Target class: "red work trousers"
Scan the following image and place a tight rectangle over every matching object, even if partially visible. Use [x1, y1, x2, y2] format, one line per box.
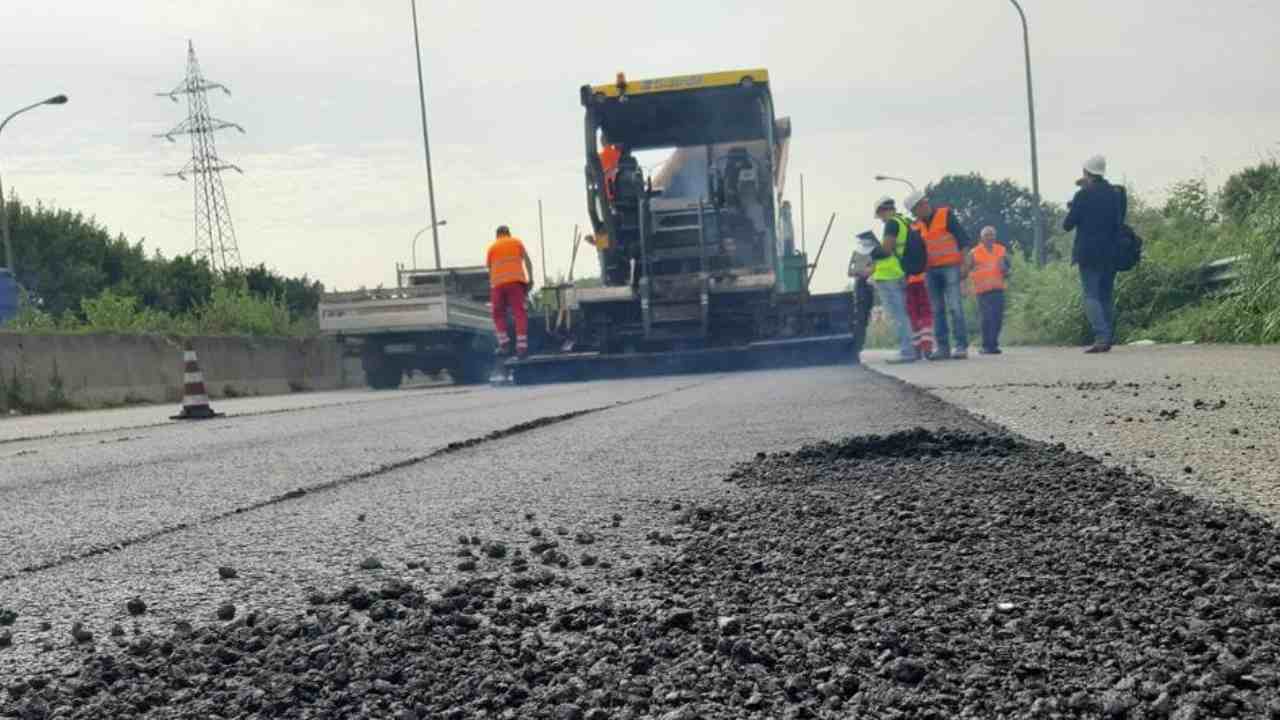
[905, 280, 935, 354]
[491, 282, 529, 353]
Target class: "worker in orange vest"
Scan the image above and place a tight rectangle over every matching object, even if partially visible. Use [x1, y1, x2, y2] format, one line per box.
[599, 140, 623, 201]
[906, 190, 973, 360]
[965, 226, 1012, 355]
[485, 226, 535, 358]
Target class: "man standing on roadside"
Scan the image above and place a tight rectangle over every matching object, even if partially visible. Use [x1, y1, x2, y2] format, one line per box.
[868, 197, 918, 363]
[906, 190, 973, 359]
[965, 226, 1011, 354]
[1064, 155, 1125, 353]
[847, 244, 875, 365]
[486, 226, 535, 358]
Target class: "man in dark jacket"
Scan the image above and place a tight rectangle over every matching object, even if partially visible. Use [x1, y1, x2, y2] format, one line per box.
[1064, 155, 1126, 353]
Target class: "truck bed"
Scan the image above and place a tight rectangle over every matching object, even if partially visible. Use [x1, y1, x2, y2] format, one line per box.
[319, 286, 494, 336]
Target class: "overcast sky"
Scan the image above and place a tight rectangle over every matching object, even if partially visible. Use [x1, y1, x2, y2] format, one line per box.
[3, 1, 1277, 293]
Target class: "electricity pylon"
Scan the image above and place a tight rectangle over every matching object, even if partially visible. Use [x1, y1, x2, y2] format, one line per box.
[156, 41, 245, 273]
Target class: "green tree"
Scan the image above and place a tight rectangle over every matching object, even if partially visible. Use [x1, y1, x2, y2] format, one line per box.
[7, 196, 118, 315]
[230, 263, 324, 318]
[1220, 161, 1280, 225]
[1162, 177, 1219, 224]
[923, 173, 1063, 259]
[158, 254, 218, 314]
[4, 193, 322, 325]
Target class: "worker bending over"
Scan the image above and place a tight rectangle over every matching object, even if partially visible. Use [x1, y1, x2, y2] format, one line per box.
[965, 226, 1011, 355]
[486, 226, 535, 358]
[906, 190, 973, 360]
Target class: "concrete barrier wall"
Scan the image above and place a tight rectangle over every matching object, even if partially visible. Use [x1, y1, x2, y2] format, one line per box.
[0, 333, 364, 411]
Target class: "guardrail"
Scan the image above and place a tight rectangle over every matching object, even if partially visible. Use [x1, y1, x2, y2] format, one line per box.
[1200, 255, 1245, 295]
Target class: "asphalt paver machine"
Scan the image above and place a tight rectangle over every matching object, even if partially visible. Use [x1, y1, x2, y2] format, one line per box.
[508, 69, 856, 383]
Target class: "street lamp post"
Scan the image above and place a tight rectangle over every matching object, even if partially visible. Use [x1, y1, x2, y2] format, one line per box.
[874, 175, 918, 193]
[1009, 0, 1046, 266]
[0, 94, 68, 273]
[410, 0, 443, 270]
[412, 219, 447, 270]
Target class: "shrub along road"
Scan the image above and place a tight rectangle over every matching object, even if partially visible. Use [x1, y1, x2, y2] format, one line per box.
[2, 360, 1279, 718]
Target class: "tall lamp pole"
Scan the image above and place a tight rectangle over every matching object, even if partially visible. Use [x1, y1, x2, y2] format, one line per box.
[412, 220, 447, 270]
[0, 94, 69, 273]
[410, 0, 442, 269]
[874, 174, 918, 193]
[1009, 0, 1046, 266]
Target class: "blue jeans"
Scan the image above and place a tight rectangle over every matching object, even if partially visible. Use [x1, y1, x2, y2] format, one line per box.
[926, 265, 968, 352]
[873, 277, 915, 358]
[1080, 266, 1117, 344]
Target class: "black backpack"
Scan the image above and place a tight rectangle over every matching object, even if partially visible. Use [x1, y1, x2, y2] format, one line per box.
[896, 215, 928, 275]
[1112, 186, 1143, 272]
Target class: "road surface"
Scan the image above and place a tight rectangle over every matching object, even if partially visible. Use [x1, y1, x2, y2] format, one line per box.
[3, 351, 1279, 718]
[872, 343, 1280, 521]
[0, 366, 975, 679]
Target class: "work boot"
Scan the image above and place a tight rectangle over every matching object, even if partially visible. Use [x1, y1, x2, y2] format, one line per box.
[1084, 343, 1112, 354]
[951, 348, 968, 360]
[928, 347, 951, 361]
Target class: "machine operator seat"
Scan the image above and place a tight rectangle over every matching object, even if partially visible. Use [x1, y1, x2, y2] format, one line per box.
[612, 152, 644, 202]
[719, 147, 768, 262]
[722, 148, 759, 206]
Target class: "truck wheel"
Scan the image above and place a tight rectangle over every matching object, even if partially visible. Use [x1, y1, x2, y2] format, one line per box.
[367, 363, 403, 390]
[450, 354, 493, 385]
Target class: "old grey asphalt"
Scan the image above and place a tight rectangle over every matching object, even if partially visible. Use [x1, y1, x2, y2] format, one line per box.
[0, 366, 983, 678]
[872, 344, 1280, 521]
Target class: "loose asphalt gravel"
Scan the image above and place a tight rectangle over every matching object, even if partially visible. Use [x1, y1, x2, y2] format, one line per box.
[3, 354, 1280, 718]
[1, 367, 970, 681]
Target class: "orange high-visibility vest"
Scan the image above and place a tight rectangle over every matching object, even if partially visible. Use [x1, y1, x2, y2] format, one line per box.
[970, 242, 1007, 295]
[487, 235, 528, 289]
[912, 206, 962, 269]
[600, 145, 622, 200]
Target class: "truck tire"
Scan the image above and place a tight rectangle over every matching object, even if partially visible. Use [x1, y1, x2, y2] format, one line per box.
[367, 363, 403, 390]
[450, 353, 493, 385]
[362, 348, 403, 390]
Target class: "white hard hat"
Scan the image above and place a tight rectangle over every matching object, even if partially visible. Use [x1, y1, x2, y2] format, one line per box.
[1083, 155, 1107, 177]
[875, 195, 895, 212]
[904, 190, 926, 212]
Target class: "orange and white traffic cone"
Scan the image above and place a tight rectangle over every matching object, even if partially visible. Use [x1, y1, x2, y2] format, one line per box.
[171, 345, 223, 420]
